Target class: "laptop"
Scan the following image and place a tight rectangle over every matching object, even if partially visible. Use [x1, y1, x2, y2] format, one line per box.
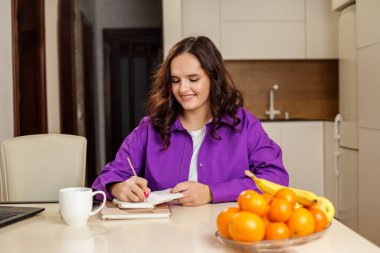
[0, 205, 45, 228]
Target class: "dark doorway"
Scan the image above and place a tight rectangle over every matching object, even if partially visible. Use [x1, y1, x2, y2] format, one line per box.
[58, 0, 77, 134]
[103, 28, 162, 162]
[12, 0, 47, 135]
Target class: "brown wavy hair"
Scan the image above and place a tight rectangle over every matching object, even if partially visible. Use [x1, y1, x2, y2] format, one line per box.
[146, 36, 244, 149]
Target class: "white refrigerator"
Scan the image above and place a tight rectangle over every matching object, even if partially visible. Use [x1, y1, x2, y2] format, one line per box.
[333, 4, 358, 232]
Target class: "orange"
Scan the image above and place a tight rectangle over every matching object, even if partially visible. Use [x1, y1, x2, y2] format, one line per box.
[264, 222, 290, 240]
[261, 193, 274, 205]
[287, 207, 315, 238]
[267, 198, 293, 222]
[228, 211, 265, 242]
[237, 190, 268, 217]
[262, 214, 271, 227]
[274, 188, 297, 209]
[308, 207, 329, 232]
[216, 207, 240, 238]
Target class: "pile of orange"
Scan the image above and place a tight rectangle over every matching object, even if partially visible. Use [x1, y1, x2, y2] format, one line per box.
[216, 188, 329, 242]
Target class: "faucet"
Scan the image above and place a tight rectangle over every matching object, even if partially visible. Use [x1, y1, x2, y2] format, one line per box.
[265, 84, 281, 120]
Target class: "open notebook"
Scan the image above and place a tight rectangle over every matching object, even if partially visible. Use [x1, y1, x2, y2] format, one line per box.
[112, 189, 184, 209]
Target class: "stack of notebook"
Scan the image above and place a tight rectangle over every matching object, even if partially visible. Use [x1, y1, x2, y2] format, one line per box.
[100, 189, 183, 220]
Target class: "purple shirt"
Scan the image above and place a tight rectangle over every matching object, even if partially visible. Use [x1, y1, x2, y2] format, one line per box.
[92, 107, 288, 203]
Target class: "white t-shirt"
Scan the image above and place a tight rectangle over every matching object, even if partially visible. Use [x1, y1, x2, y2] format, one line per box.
[187, 127, 206, 181]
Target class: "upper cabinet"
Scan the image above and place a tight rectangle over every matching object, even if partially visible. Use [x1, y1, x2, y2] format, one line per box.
[357, 0, 380, 48]
[306, 0, 339, 58]
[163, 0, 338, 59]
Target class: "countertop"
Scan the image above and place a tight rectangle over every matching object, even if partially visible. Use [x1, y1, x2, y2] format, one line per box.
[260, 118, 334, 122]
[1, 202, 379, 253]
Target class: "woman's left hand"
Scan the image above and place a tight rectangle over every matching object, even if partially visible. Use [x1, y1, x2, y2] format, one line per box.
[171, 181, 212, 206]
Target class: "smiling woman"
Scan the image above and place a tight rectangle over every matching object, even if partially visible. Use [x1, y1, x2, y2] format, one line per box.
[91, 36, 289, 207]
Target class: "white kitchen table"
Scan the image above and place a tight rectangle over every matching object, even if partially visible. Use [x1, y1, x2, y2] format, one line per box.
[0, 202, 379, 253]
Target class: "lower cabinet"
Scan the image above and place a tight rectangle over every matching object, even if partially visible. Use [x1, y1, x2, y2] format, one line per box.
[261, 121, 326, 196]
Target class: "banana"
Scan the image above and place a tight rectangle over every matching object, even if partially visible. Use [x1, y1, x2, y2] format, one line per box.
[244, 170, 318, 207]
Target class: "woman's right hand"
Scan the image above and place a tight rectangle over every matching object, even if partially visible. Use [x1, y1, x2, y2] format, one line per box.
[109, 176, 151, 202]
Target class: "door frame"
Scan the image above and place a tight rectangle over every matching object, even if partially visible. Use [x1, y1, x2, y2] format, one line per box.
[12, 0, 47, 135]
[58, 0, 77, 134]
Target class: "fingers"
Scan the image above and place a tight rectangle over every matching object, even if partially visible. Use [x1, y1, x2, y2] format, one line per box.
[172, 181, 212, 207]
[111, 176, 150, 202]
[171, 181, 189, 193]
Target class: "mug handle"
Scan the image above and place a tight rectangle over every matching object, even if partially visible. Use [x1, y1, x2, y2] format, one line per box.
[90, 191, 107, 216]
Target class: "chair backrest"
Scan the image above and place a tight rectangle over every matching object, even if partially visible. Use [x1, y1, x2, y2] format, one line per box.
[1, 134, 86, 201]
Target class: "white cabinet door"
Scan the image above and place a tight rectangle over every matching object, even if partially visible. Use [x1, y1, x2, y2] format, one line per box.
[261, 122, 281, 145]
[164, 0, 337, 59]
[357, 0, 380, 48]
[221, 22, 305, 59]
[338, 147, 358, 231]
[220, 0, 304, 21]
[358, 43, 380, 130]
[281, 122, 324, 196]
[358, 128, 380, 245]
[182, 0, 220, 49]
[262, 122, 324, 196]
[163, 0, 182, 55]
[305, 0, 338, 58]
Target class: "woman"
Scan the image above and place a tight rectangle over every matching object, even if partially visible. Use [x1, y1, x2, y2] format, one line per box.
[92, 36, 288, 206]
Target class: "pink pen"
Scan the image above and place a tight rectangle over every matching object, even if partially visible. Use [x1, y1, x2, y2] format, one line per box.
[127, 157, 149, 200]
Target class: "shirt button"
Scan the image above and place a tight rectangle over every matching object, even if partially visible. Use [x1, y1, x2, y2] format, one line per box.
[199, 163, 203, 167]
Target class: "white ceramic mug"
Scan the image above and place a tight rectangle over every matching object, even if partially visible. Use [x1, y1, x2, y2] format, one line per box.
[59, 187, 106, 226]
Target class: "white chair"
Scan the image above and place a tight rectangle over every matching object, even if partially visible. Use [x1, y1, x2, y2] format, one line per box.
[0, 134, 86, 201]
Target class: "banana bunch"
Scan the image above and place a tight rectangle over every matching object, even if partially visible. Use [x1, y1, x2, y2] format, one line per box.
[245, 170, 335, 221]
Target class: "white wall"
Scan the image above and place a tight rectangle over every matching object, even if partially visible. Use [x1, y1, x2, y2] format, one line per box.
[0, 0, 14, 200]
[94, 0, 161, 169]
[45, 0, 61, 133]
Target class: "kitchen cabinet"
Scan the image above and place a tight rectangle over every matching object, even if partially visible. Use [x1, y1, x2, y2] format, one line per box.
[357, 0, 380, 48]
[163, 0, 182, 55]
[356, 0, 380, 246]
[163, 0, 338, 59]
[306, 0, 339, 58]
[221, 21, 305, 59]
[261, 121, 325, 196]
[358, 129, 380, 245]
[358, 41, 380, 129]
[182, 0, 220, 49]
[220, 0, 305, 59]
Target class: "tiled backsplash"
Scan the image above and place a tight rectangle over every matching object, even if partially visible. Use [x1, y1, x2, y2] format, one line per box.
[224, 60, 338, 120]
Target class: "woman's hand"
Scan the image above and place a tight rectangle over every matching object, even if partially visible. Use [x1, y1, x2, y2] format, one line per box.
[171, 181, 212, 207]
[109, 176, 151, 202]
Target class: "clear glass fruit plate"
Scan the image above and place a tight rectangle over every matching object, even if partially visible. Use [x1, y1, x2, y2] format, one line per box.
[215, 223, 331, 252]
